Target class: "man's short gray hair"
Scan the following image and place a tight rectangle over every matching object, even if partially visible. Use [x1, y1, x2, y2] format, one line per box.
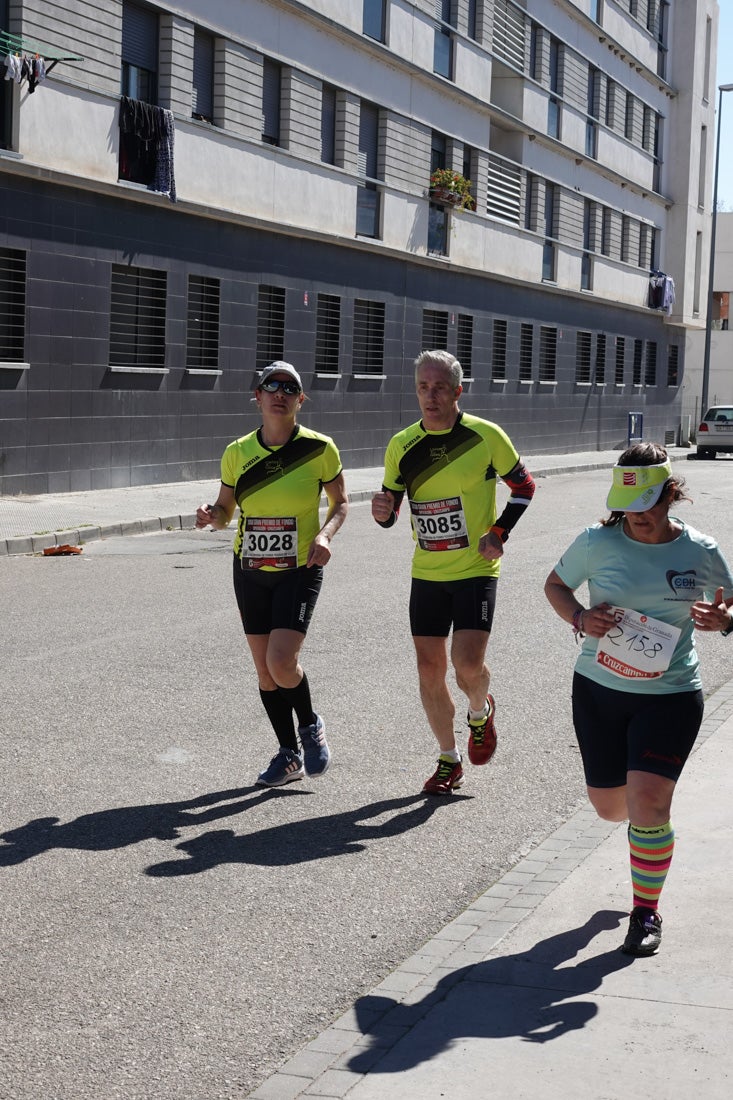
[414, 349, 463, 388]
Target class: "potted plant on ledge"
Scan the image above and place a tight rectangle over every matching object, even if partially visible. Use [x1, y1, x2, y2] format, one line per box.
[428, 169, 475, 211]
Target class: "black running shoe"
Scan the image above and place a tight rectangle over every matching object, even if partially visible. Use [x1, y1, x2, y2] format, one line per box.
[622, 906, 662, 956]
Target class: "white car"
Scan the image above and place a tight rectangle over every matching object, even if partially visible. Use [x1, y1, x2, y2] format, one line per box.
[696, 406, 733, 459]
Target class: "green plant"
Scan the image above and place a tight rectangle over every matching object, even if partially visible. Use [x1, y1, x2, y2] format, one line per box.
[429, 168, 475, 211]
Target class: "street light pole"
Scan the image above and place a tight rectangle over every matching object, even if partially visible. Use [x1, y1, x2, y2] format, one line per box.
[701, 84, 733, 416]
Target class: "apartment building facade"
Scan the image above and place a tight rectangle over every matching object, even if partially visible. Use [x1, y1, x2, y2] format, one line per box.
[0, 0, 719, 493]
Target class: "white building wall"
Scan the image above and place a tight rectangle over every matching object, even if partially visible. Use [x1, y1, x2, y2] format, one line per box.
[1, 0, 719, 326]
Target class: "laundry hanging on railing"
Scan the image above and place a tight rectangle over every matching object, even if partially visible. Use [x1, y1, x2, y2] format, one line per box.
[1, 27, 83, 85]
[118, 96, 177, 203]
[3, 52, 47, 92]
[648, 270, 675, 314]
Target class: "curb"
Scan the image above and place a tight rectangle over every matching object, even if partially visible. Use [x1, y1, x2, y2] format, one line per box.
[0, 454, 692, 557]
[1, 514, 198, 557]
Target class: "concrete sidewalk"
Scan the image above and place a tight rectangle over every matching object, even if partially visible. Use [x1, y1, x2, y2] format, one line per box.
[0, 447, 692, 554]
[250, 681, 733, 1100]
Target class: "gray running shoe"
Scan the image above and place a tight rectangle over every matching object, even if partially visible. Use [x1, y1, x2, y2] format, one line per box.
[256, 748, 305, 787]
[621, 906, 662, 956]
[299, 715, 331, 777]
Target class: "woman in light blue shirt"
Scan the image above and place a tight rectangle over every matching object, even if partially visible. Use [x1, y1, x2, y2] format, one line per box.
[545, 442, 733, 957]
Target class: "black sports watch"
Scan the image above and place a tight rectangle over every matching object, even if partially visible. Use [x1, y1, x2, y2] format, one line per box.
[721, 612, 733, 638]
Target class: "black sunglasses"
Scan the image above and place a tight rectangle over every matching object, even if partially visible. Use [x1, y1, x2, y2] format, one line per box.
[260, 378, 301, 395]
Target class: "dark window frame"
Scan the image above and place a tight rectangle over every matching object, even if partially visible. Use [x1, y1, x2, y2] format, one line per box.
[457, 314, 474, 378]
[539, 326, 557, 382]
[109, 263, 167, 369]
[121, 0, 159, 104]
[422, 309, 449, 350]
[192, 28, 215, 122]
[575, 331, 592, 384]
[262, 58, 282, 146]
[492, 318, 508, 381]
[363, 0, 386, 43]
[186, 274, 220, 370]
[352, 298, 385, 374]
[256, 284, 286, 368]
[0, 246, 27, 361]
[315, 293, 341, 374]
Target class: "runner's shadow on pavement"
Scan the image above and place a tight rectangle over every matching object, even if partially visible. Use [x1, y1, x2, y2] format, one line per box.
[0, 785, 297, 865]
[145, 794, 460, 876]
[348, 910, 635, 1073]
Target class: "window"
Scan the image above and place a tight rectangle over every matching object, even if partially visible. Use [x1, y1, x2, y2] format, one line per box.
[356, 101, 380, 238]
[595, 334, 606, 384]
[624, 92, 634, 142]
[186, 275, 220, 370]
[632, 338, 643, 386]
[352, 299, 385, 374]
[601, 207, 611, 257]
[256, 284, 286, 368]
[667, 344, 679, 387]
[539, 326, 557, 382]
[575, 331, 592, 383]
[431, 130, 447, 173]
[519, 323, 533, 381]
[0, 246, 26, 361]
[363, 0, 386, 43]
[605, 80, 616, 128]
[110, 264, 167, 368]
[428, 205, 448, 255]
[542, 183, 556, 281]
[468, 0, 479, 40]
[457, 314, 473, 379]
[657, 1, 669, 79]
[638, 223, 657, 272]
[698, 126, 707, 208]
[434, 1, 454, 80]
[621, 216, 632, 263]
[463, 145, 476, 191]
[315, 294, 341, 374]
[548, 96, 560, 139]
[615, 337, 625, 385]
[549, 36, 561, 93]
[586, 66, 599, 157]
[422, 309, 449, 349]
[693, 230, 703, 314]
[192, 29, 214, 122]
[645, 341, 657, 386]
[529, 23, 540, 80]
[0, 0, 9, 149]
[321, 84, 337, 165]
[548, 36, 561, 138]
[492, 319, 508, 381]
[121, 1, 158, 104]
[581, 199, 593, 290]
[262, 59, 281, 146]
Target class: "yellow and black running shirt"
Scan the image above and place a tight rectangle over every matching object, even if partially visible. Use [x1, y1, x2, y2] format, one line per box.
[221, 425, 342, 569]
[382, 412, 519, 581]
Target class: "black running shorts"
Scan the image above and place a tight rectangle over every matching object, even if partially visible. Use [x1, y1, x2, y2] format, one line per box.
[232, 556, 323, 636]
[409, 576, 498, 637]
[571, 671, 704, 788]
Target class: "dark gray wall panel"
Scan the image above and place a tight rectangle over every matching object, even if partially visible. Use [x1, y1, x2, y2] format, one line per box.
[0, 174, 682, 494]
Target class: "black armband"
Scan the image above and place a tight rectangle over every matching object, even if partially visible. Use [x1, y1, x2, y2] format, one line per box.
[376, 488, 404, 529]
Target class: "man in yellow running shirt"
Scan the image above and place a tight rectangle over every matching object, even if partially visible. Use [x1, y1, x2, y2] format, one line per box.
[372, 350, 535, 794]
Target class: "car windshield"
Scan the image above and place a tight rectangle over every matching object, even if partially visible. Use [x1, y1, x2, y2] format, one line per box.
[705, 408, 733, 421]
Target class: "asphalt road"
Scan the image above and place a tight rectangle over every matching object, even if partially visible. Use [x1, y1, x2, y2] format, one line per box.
[2, 460, 732, 1099]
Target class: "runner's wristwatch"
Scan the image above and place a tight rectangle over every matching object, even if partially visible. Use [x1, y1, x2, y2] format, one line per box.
[722, 612, 733, 637]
